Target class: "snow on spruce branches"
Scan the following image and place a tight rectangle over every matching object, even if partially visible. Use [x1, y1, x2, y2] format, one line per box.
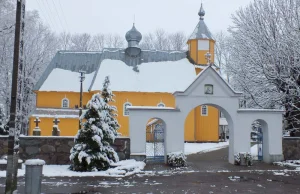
[70, 76, 120, 172]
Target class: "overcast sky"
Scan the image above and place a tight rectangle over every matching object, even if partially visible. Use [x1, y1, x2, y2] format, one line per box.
[26, 0, 252, 36]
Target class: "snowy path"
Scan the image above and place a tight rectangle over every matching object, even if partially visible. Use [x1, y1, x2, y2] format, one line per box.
[184, 141, 229, 155]
[146, 141, 230, 157]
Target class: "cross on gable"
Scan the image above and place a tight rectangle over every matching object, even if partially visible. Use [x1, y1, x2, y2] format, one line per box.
[53, 117, 60, 125]
[34, 117, 40, 127]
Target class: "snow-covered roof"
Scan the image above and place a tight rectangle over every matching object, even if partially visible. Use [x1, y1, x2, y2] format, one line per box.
[34, 49, 188, 92]
[90, 59, 196, 92]
[189, 20, 213, 40]
[30, 108, 79, 118]
[39, 69, 95, 92]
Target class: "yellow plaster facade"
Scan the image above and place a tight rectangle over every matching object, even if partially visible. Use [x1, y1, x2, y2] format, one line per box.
[30, 89, 219, 142]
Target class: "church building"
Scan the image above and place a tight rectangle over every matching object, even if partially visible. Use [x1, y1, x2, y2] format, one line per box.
[29, 3, 223, 142]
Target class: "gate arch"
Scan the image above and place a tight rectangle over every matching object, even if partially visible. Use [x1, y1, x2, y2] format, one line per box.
[146, 118, 166, 162]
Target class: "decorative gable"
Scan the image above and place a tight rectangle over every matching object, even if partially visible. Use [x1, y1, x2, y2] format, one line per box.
[173, 66, 242, 98]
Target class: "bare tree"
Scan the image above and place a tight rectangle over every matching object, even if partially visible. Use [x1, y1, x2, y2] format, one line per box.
[105, 34, 124, 48]
[154, 28, 170, 50]
[91, 33, 105, 50]
[169, 31, 187, 51]
[140, 28, 186, 51]
[59, 31, 72, 50]
[227, 0, 300, 131]
[139, 33, 155, 50]
[214, 31, 232, 82]
[70, 33, 92, 51]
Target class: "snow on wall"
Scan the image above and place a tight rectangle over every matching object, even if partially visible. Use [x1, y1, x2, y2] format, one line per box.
[90, 59, 196, 93]
[39, 69, 95, 92]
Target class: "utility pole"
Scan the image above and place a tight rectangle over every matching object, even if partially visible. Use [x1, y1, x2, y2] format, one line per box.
[5, 0, 26, 193]
[79, 71, 86, 129]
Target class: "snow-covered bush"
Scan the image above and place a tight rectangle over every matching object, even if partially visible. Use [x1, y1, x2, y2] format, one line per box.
[167, 152, 186, 167]
[245, 152, 253, 166]
[69, 76, 120, 172]
[234, 152, 252, 166]
[234, 153, 241, 165]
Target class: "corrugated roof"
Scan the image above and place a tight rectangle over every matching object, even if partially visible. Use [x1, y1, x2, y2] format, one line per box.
[34, 49, 187, 91]
[189, 20, 213, 40]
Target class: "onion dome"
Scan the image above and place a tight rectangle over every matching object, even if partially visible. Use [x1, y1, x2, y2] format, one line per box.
[125, 23, 142, 43]
[198, 3, 205, 20]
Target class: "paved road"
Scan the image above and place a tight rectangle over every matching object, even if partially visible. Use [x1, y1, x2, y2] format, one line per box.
[0, 148, 299, 194]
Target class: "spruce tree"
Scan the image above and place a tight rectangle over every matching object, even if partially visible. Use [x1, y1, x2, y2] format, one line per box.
[70, 76, 120, 171]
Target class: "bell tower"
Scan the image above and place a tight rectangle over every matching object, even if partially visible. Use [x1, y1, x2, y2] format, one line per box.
[187, 3, 215, 72]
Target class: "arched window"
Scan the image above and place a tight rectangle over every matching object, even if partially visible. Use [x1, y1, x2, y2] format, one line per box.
[201, 105, 208, 116]
[157, 102, 165, 107]
[123, 102, 132, 116]
[62, 98, 69, 108]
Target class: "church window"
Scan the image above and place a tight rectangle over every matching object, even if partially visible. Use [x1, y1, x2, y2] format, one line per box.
[201, 105, 208, 116]
[157, 102, 165, 107]
[198, 40, 209, 50]
[123, 102, 132, 116]
[62, 98, 69, 108]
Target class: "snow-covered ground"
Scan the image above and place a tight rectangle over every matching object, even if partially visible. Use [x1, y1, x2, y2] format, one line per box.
[184, 141, 229, 155]
[251, 144, 258, 160]
[274, 160, 300, 170]
[146, 141, 229, 157]
[0, 159, 145, 178]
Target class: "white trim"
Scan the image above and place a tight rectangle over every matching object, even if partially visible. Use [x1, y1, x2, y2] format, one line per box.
[201, 105, 208, 116]
[157, 102, 165, 107]
[123, 102, 132, 116]
[61, 98, 69, 108]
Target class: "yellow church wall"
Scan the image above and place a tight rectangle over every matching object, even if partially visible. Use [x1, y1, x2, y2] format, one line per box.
[188, 39, 215, 65]
[195, 106, 219, 142]
[184, 109, 195, 141]
[188, 40, 197, 64]
[195, 68, 203, 75]
[29, 117, 79, 136]
[31, 91, 197, 138]
[36, 91, 93, 109]
[209, 40, 215, 63]
[112, 91, 178, 137]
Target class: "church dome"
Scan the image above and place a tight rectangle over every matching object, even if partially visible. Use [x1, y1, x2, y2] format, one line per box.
[198, 3, 205, 20]
[125, 24, 142, 43]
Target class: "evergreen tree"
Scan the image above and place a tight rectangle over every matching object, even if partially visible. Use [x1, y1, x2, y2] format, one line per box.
[69, 76, 120, 172]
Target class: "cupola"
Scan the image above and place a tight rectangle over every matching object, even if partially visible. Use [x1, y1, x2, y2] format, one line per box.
[125, 23, 142, 57]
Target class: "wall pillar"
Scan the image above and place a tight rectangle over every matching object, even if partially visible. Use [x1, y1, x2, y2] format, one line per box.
[129, 114, 146, 161]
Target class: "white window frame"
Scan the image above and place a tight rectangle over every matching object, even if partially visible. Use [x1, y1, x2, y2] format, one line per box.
[123, 102, 132, 116]
[157, 102, 165, 107]
[198, 40, 209, 50]
[201, 105, 208, 116]
[61, 98, 69, 108]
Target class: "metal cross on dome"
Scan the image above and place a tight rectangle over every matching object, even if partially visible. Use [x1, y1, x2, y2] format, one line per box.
[205, 52, 212, 66]
[53, 117, 60, 125]
[34, 117, 41, 128]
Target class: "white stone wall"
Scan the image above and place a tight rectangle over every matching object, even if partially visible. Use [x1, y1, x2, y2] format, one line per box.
[128, 66, 284, 164]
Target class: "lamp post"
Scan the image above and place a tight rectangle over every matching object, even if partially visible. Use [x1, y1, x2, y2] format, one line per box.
[79, 71, 86, 129]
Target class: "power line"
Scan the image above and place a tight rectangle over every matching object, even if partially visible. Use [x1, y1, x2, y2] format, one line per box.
[57, 0, 70, 32]
[50, 0, 68, 33]
[35, 0, 56, 29]
[40, 0, 60, 31]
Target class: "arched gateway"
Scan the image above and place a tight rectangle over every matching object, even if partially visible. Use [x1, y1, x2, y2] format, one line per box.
[128, 66, 284, 164]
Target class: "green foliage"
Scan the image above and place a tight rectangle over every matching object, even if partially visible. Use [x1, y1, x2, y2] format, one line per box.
[69, 76, 120, 172]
